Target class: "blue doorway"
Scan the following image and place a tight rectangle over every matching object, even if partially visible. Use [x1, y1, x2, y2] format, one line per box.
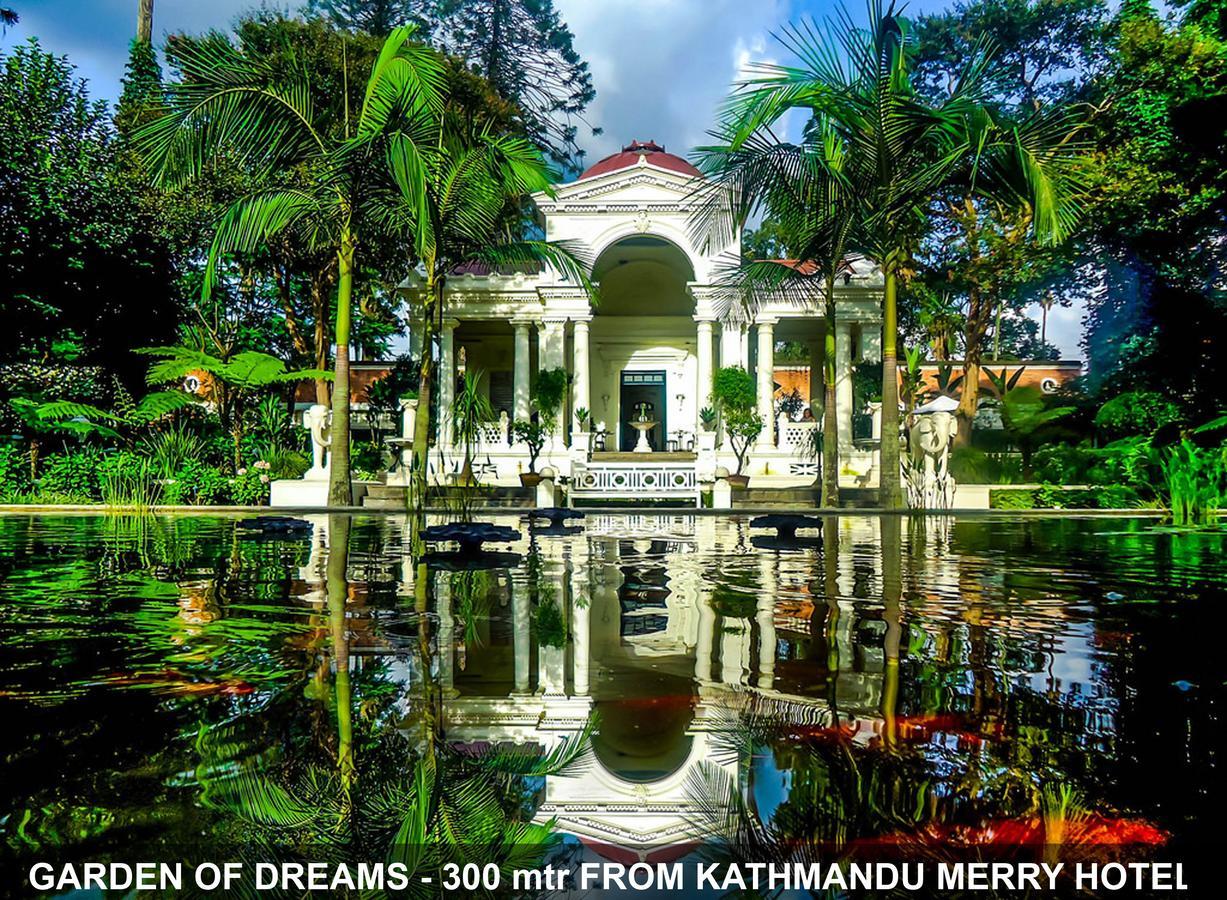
[619, 370, 666, 451]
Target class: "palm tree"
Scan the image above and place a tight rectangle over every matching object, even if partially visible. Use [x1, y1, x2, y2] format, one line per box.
[385, 115, 591, 515]
[137, 25, 446, 506]
[137, 0, 153, 44]
[694, 117, 859, 507]
[712, 0, 1083, 508]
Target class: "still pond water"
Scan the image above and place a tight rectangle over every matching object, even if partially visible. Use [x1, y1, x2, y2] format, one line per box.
[0, 512, 1223, 896]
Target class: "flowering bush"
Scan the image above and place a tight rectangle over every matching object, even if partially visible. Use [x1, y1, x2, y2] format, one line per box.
[231, 467, 272, 505]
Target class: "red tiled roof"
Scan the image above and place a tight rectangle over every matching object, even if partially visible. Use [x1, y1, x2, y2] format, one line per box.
[578, 139, 702, 180]
[767, 259, 820, 275]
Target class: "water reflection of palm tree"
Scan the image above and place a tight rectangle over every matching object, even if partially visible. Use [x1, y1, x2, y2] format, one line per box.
[687, 698, 934, 874]
[196, 514, 591, 885]
[881, 516, 903, 750]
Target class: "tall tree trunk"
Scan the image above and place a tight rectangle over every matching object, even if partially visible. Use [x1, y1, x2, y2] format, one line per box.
[880, 515, 902, 750]
[821, 276, 839, 507]
[326, 514, 355, 797]
[954, 199, 983, 448]
[410, 277, 442, 527]
[328, 231, 355, 507]
[136, 0, 153, 44]
[879, 267, 903, 509]
[312, 269, 332, 407]
[957, 283, 990, 447]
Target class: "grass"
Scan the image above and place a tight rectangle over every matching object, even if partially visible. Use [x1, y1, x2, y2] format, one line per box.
[1160, 440, 1226, 527]
[100, 459, 162, 511]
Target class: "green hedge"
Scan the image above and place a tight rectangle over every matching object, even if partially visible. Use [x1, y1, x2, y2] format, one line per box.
[989, 484, 1144, 510]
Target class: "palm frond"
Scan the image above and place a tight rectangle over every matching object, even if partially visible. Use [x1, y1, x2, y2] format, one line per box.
[359, 24, 446, 138]
[131, 390, 198, 423]
[204, 189, 333, 300]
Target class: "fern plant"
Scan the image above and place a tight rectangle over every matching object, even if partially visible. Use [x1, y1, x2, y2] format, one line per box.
[138, 346, 330, 471]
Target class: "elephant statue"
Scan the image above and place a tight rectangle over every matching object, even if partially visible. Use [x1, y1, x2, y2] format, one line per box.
[907, 409, 958, 508]
[305, 403, 332, 478]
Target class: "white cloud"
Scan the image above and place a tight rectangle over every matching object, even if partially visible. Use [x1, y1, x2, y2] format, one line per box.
[556, 0, 791, 166]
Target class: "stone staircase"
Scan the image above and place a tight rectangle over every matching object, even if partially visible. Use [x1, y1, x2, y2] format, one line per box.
[728, 486, 882, 509]
[361, 484, 535, 510]
[731, 486, 821, 509]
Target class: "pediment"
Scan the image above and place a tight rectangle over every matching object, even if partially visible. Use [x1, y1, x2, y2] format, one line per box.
[538, 163, 701, 209]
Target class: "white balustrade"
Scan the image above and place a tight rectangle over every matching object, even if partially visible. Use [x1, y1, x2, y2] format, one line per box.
[571, 462, 700, 502]
[778, 419, 819, 452]
[475, 412, 511, 451]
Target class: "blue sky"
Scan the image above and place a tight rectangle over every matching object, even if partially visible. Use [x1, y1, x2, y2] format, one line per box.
[1, 0, 1082, 356]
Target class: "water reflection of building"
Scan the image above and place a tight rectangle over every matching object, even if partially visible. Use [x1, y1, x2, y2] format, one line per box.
[434, 515, 903, 853]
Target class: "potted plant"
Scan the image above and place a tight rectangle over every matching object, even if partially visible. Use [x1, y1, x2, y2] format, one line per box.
[712, 366, 760, 488]
[511, 418, 548, 486]
[451, 370, 493, 486]
[572, 405, 592, 452]
[533, 366, 570, 447]
[724, 407, 764, 488]
[698, 405, 719, 453]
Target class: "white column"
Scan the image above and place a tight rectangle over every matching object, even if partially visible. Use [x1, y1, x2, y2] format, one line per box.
[539, 317, 566, 369]
[720, 322, 746, 370]
[720, 620, 748, 685]
[512, 320, 532, 422]
[436, 574, 457, 697]
[695, 594, 715, 684]
[572, 317, 591, 429]
[756, 318, 776, 447]
[538, 317, 567, 450]
[439, 318, 458, 449]
[835, 320, 854, 457]
[756, 596, 776, 691]
[408, 315, 423, 361]
[571, 564, 590, 696]
[512, 577, 530, 694]
[695, 317, 714, 429]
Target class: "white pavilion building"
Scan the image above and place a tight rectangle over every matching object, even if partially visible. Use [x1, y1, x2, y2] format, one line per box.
[405, 139, 885, 501]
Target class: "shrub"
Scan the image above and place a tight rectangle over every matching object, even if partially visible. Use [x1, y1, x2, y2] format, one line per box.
[532, 368, 570, 432]
[140, 424, 206, 479]
[231, 466, 271, 506]
[1157, 439, 1226, 527]
[712, 366, 761, 475]
[39, 449, 104, 501]
[1094, 390, 1182, 439]
[352, 441, 385, 473]
[1095, 484, 1142, 509]
[511, 419, 548, 472]
[990, 484, 1143, 510]
[532, 600, 566, 649]
[712, 366, 756, 411]
[1086, 437, 1154, 489]
[263, 448, 309, 480]
[164, 459, 229, 505]
[0, 444, 32, 500]
[951, 446, 1024, 484]
[1032, 443, 1093, 484]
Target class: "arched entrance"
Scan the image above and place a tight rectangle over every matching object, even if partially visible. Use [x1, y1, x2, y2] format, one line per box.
[589, 235, 700, 452]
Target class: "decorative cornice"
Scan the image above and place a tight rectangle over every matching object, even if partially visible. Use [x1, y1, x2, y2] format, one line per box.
[539, 171, 701, 205]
